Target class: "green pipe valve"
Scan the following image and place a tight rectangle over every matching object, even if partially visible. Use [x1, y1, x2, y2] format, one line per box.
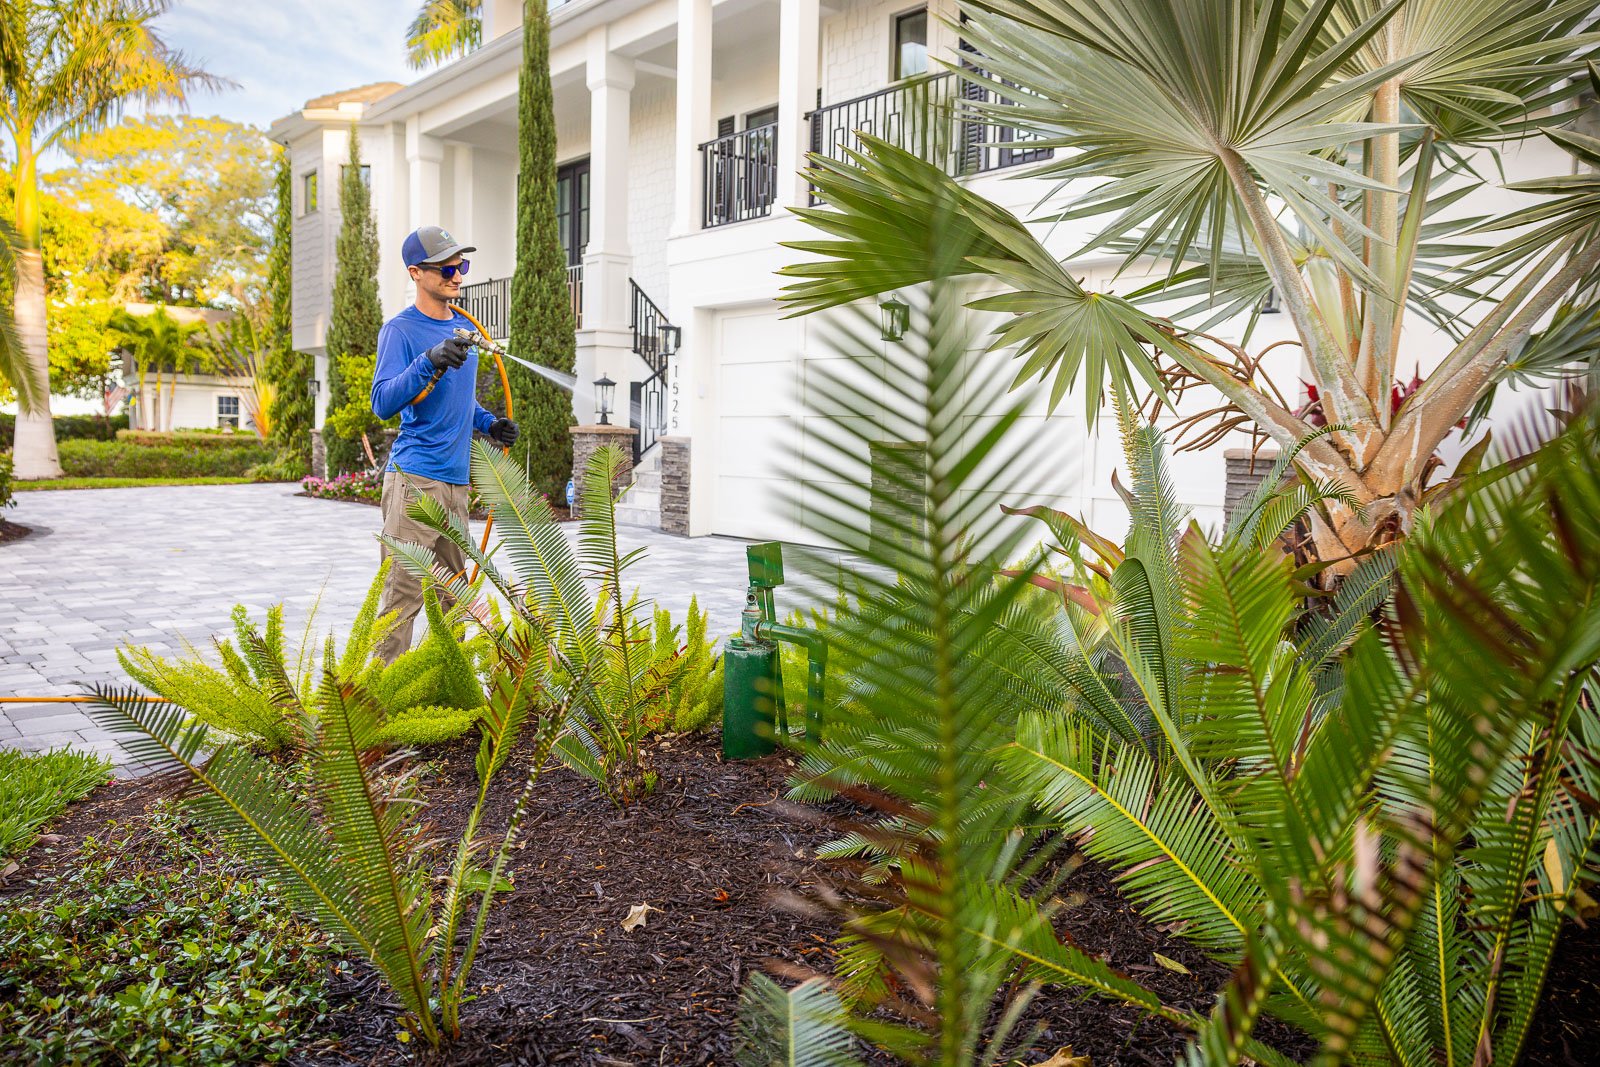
[721, 542, 829, 759]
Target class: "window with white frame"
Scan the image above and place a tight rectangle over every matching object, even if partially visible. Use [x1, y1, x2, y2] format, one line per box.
[893, 7, 929, 81]
[301, 171, 318, 214]
[217, 394, 240, 429]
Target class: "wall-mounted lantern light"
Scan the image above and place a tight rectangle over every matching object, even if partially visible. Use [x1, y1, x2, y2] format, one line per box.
[1259, 287, 1281, 314]
[660, 324, 682, 359]
[308, 378, 320, 396]
[879, 296, 910, 342]
[595, 374, 616, 425]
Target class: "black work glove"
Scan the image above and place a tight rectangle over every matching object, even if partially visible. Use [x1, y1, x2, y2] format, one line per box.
[488, 418, 519, 447]
[424, 334, 471, 370]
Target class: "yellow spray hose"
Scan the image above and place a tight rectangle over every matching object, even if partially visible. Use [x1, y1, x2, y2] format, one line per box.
[439, 304, 510, 585]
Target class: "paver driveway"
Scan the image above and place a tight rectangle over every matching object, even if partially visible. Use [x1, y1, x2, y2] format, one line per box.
[0, 483, 798, 774]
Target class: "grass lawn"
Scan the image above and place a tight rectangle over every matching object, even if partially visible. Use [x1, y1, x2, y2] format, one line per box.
[14, 476, 280, 491]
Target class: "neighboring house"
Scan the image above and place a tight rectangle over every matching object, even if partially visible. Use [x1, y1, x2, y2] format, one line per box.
[268, 0, 1570, 542]
[116, 303, 254, 433]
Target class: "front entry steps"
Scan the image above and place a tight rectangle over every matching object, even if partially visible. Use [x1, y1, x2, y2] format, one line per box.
[614, 446, 662, 528]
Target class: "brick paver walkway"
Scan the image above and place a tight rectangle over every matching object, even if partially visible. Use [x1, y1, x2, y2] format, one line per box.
[0, 483, 818, 775]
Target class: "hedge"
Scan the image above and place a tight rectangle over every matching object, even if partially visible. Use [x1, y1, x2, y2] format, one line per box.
[0, 452, 14, 510]
[115, 430, 267, 449]
[0, 413, 128, 449]
[57, 439, 275, 479]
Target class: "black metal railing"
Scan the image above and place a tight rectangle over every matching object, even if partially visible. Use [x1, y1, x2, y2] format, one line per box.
[700, 122, 778, 228]
[456, 266, 583, 337]
[806, 71, 1053, 196]
[455, 276, 510, 340]
[629, 279, 676, 459]
[567, 263, 583, 329]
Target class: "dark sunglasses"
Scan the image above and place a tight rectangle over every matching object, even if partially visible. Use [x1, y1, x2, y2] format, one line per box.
[417, 259, 470, 281]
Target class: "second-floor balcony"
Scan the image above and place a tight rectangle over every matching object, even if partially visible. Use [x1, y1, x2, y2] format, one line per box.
[696, 73, 1054, 228]
[456, 263, 584, 342]
[808, 71, 1053, 190]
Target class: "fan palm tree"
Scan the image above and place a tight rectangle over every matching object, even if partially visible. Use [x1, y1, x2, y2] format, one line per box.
[779, 0, 1600, 571]
[738, 198, 1600, 1062]
[106, 305, 210, 432]
[405, 0, 483, 70]
[0, 0, 227, 477]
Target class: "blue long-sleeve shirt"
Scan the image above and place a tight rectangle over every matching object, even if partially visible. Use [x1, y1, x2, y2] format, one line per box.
[370, 305, 496, 485]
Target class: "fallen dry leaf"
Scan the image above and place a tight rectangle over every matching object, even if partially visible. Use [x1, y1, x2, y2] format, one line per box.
[621, 903, 658, 932]
[1032, 1046, 1091, 1067]
[1153, 952, 1191, 975]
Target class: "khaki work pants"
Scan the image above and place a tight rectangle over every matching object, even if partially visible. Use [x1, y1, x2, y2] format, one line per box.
[376, 471, 469, 663]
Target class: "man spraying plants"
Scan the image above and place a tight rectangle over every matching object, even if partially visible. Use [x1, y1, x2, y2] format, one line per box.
[370, 225, 518, 662]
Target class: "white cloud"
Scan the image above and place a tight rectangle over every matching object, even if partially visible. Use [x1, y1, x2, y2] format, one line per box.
[151, 0, 422, 132]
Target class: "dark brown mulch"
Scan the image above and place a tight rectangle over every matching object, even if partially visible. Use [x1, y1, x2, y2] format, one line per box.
[1523, 917, 1600, 1066]
[0, 517, 32, 545]
[7, 735, 1592, 1065]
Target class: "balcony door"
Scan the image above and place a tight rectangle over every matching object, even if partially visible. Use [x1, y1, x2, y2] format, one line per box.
[555, 158, 590, 266]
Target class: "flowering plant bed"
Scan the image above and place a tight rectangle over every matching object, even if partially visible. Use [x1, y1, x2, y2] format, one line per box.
[300, 470, 571, 521]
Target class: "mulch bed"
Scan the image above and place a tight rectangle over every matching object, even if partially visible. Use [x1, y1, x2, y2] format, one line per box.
[0, 517, 32, 545]
[4, 734, 1594, 1064]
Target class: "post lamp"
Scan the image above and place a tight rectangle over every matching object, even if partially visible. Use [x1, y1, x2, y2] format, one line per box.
[879, 296, 909, 342]
[594, 374, 616, 425]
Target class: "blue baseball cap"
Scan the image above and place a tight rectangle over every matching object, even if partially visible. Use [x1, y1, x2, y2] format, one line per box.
[402, 225, 476, 267]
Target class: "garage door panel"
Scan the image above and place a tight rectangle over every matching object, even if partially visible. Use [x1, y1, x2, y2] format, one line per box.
[720, 361, 799, 418]
[719, 310, 802, 365]
[801, 354, 888, 418]
[800, 414, 874, 487]
[714, 475, 804, 542]
[716, 414, 798, 478]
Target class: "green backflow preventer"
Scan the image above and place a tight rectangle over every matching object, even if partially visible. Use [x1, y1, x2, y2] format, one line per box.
[722, 542, 828, 759]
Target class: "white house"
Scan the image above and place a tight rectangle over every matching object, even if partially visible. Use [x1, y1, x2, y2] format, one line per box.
[268, 0, 1574, 544]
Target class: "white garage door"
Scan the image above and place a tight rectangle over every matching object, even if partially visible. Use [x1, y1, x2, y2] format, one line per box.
[709, 307, 889, 543]
[711, 308, 804, 541]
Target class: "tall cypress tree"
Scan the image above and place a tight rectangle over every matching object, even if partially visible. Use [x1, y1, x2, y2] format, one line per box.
[323, 125, 381, 475]
[508, 0, 577, 498]
[264, 151, 312, 468]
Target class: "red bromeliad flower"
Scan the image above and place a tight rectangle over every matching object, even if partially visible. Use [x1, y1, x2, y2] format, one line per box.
[1296, 368, 1465, 431]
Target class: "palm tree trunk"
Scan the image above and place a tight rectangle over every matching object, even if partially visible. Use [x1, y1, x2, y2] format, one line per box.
[11, 248, 63, 479]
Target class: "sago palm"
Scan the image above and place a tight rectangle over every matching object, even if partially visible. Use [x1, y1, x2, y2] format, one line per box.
[999, 412, 1600, 1064]
[780, 0, 1600, 571]
[0, 0, 227, 476]
[384, 441, 681, 805]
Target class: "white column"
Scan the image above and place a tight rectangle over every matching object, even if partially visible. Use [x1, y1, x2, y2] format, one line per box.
[584, 31, 635, 334]
[449, 144, 475, 242]
[672, 0, 713, 234]
[405, 118, 444, 229]
[776, 0, 820, 210]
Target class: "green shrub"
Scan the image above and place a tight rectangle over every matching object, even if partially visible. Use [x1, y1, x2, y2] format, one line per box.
[115, 429, 268, 448]
[246, 450, 309, 483]
[119, 562, 485, 752]
[0, 412, 127, 449]
[0, 451, 13, 510]
[0, 806, 340, 1065]
[0, 749, 112, 860]
[647, 596, 726, 733]
[58, 439, 274, 478]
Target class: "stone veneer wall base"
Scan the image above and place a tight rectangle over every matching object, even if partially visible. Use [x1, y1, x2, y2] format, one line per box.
[568, 425, 639, 518]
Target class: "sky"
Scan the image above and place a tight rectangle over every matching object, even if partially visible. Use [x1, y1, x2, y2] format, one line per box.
[150, 0, 422, 133]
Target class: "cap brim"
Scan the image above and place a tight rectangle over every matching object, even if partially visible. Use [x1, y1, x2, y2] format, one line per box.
[422, 243, 477, 263]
